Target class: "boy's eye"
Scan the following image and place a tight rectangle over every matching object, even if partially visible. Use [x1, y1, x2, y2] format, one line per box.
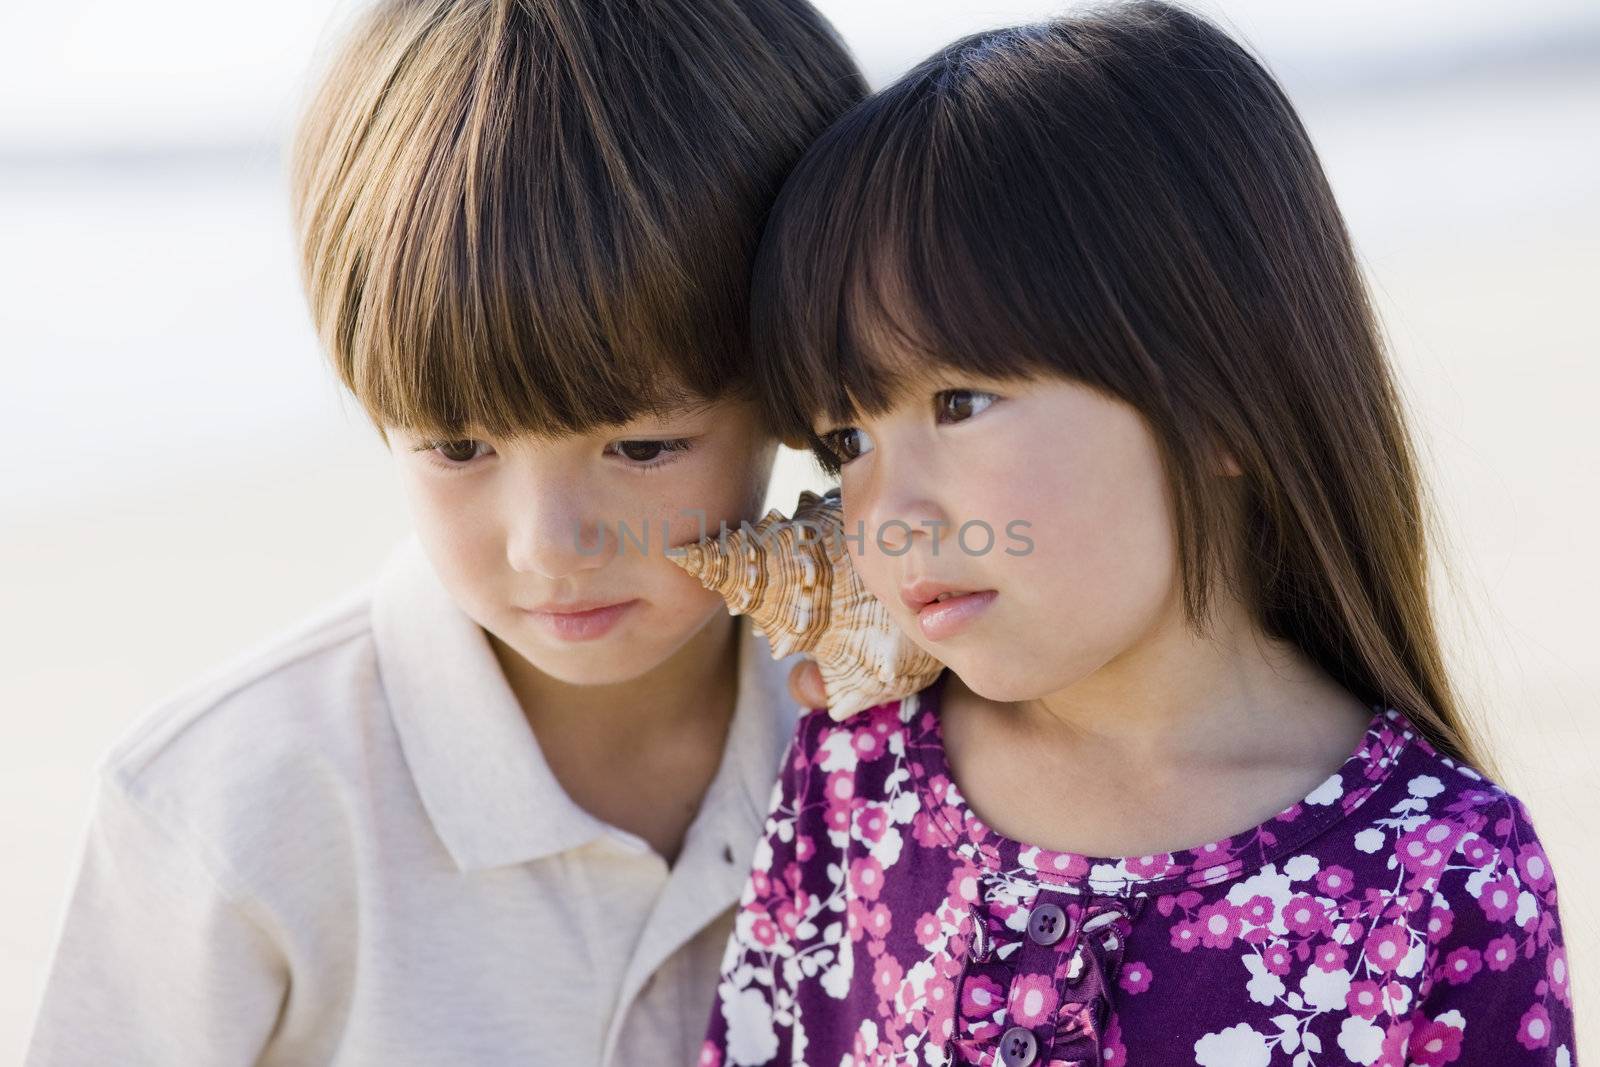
[937, 389, 998, 423]
[609, 438, 694, 469]
[414, 438, 489, 466]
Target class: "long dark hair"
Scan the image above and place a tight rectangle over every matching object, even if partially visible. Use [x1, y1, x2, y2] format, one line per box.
[749, 0, 1490, 771]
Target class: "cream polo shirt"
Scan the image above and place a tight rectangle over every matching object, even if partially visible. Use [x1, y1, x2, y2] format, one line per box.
[25, 533, 804, 1067]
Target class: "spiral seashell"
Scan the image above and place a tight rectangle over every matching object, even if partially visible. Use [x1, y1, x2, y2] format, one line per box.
[669, 487, 945, 720]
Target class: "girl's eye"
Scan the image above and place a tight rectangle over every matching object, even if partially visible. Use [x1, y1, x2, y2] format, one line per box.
[821, 389, 998, 469]
[609, 438, 694, 470]
[821, 427, 873, 466]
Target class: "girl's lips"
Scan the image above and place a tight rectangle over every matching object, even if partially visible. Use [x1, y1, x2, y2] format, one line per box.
[916, 590, 997, 641]
[525, 599, 639, 641]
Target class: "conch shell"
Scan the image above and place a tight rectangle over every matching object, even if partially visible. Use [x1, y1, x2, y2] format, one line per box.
[669, 487, 944, 720]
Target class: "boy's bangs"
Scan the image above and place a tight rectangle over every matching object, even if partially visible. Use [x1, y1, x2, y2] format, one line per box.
[294, 0, 871, 447]
[344, 227, 733, 443]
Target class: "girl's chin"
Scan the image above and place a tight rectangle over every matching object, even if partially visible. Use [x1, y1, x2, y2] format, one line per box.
[942, 659, 1053, 706]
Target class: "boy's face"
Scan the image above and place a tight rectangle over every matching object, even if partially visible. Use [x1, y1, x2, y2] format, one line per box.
[386, 396, 777, 687]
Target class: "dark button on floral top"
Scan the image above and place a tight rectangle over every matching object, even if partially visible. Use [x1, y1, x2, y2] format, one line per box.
[700, 668, 1575, 1066]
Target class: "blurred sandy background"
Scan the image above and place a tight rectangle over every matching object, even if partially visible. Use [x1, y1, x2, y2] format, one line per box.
[3, 0, 1597, 1058]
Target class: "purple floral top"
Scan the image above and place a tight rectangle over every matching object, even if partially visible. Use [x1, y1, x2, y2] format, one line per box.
[700, 668, 1575, 1067]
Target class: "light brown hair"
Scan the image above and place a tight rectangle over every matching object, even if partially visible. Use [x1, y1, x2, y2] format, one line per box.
[749, 0, 1491, 770]
[289, 0, 866, 444]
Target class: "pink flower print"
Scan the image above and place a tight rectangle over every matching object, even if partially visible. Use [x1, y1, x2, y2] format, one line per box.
[853, 804, 889, 844]
[1009, 973, 1059, 1027]
[750, 869, 771, 898]
[850, 857, 886, 901]
[1364, 923, 1410, 974]
[1193, 839, 1235, 863]
[1170, 919, 1202, 953]
[1410, 1014, 1464, 1065]
[698, 1040, 722, 1067]
[872, 954, 904, 1008]
[1239, 895, 1274, 926]
[911, 810, 952, 849]
[865, 902, 892, 940]
[1517, 1003, 1554, 1050]
[1424, 904, 1453, 943]
[914, 911, 944, 948]
[1438, 946, 1482, 986]
[924, 975, 957, 1040]
[1124, 853, 1175, 879]
[1457, 833, 1496, 868]
[824, 801, 854, 835]
[1517, 843, 1554, 891]
[947, 864, 983, 905]
[1347, 979, 1383, 1019]
[1196, 901, 1241, 949]
[1479, 874, 1519, 922]
[1312, 941, 1349, 972]
[1484, 933, 1517, 972]
[1395, 819, 1460, 877]
[782, 861, 804, 891]
[1316, 864, 1355, 897]
[1376, 1017, 1414, 1067]
[1118, 961, 1152, 994]
[794, 835, 816, 862]
[851, 897, 883, 943]
[1263, 943, 1293, 976]
[1548, 945, 1571, 1006]
[927, 773, 952, 803]
[960, 974, 1004, 1020]
[1283, 894, 1328, 937]
[1101, 1014, 1127, 1067]
[851, 723, 888, 762]
[851, 1021, 892, 1062]
[774, 893, 810, 938]
[749, 910, 780, 949]
[1031, 848, 1091, 881]
[824, 771, 855, 806]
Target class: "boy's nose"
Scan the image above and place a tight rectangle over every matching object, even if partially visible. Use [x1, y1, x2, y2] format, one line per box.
[506, 505, 615, 578]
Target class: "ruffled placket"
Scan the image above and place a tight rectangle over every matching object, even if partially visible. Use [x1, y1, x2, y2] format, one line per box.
[954, 886, 1143, 1067]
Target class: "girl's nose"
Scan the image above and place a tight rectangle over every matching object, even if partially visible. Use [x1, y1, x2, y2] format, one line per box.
[861, 485, 950, 560]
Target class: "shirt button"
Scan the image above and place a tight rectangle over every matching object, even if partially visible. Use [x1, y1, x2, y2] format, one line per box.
[1028, 902, 1068, 946]
[999, 1025, 1039, 1067]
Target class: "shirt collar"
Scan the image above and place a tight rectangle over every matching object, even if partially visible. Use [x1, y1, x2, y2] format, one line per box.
[370, 532, 801, 872]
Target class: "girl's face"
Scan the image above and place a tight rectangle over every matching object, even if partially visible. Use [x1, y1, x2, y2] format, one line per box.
[818, 372, 1183, 703]
[387, 397, 777, 687]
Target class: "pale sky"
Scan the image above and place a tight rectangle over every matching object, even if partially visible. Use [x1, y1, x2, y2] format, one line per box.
[1, 0, 1597, 152]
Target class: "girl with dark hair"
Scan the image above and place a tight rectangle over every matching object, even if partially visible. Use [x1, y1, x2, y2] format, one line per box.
[702, 3, 1576, 1064]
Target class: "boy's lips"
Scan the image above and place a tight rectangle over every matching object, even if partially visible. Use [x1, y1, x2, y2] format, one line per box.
[524, 597, 636, 614]
[521, 599, 640, 641]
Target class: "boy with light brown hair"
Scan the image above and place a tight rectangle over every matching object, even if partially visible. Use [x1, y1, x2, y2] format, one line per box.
[24, 1, 864, 1063]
